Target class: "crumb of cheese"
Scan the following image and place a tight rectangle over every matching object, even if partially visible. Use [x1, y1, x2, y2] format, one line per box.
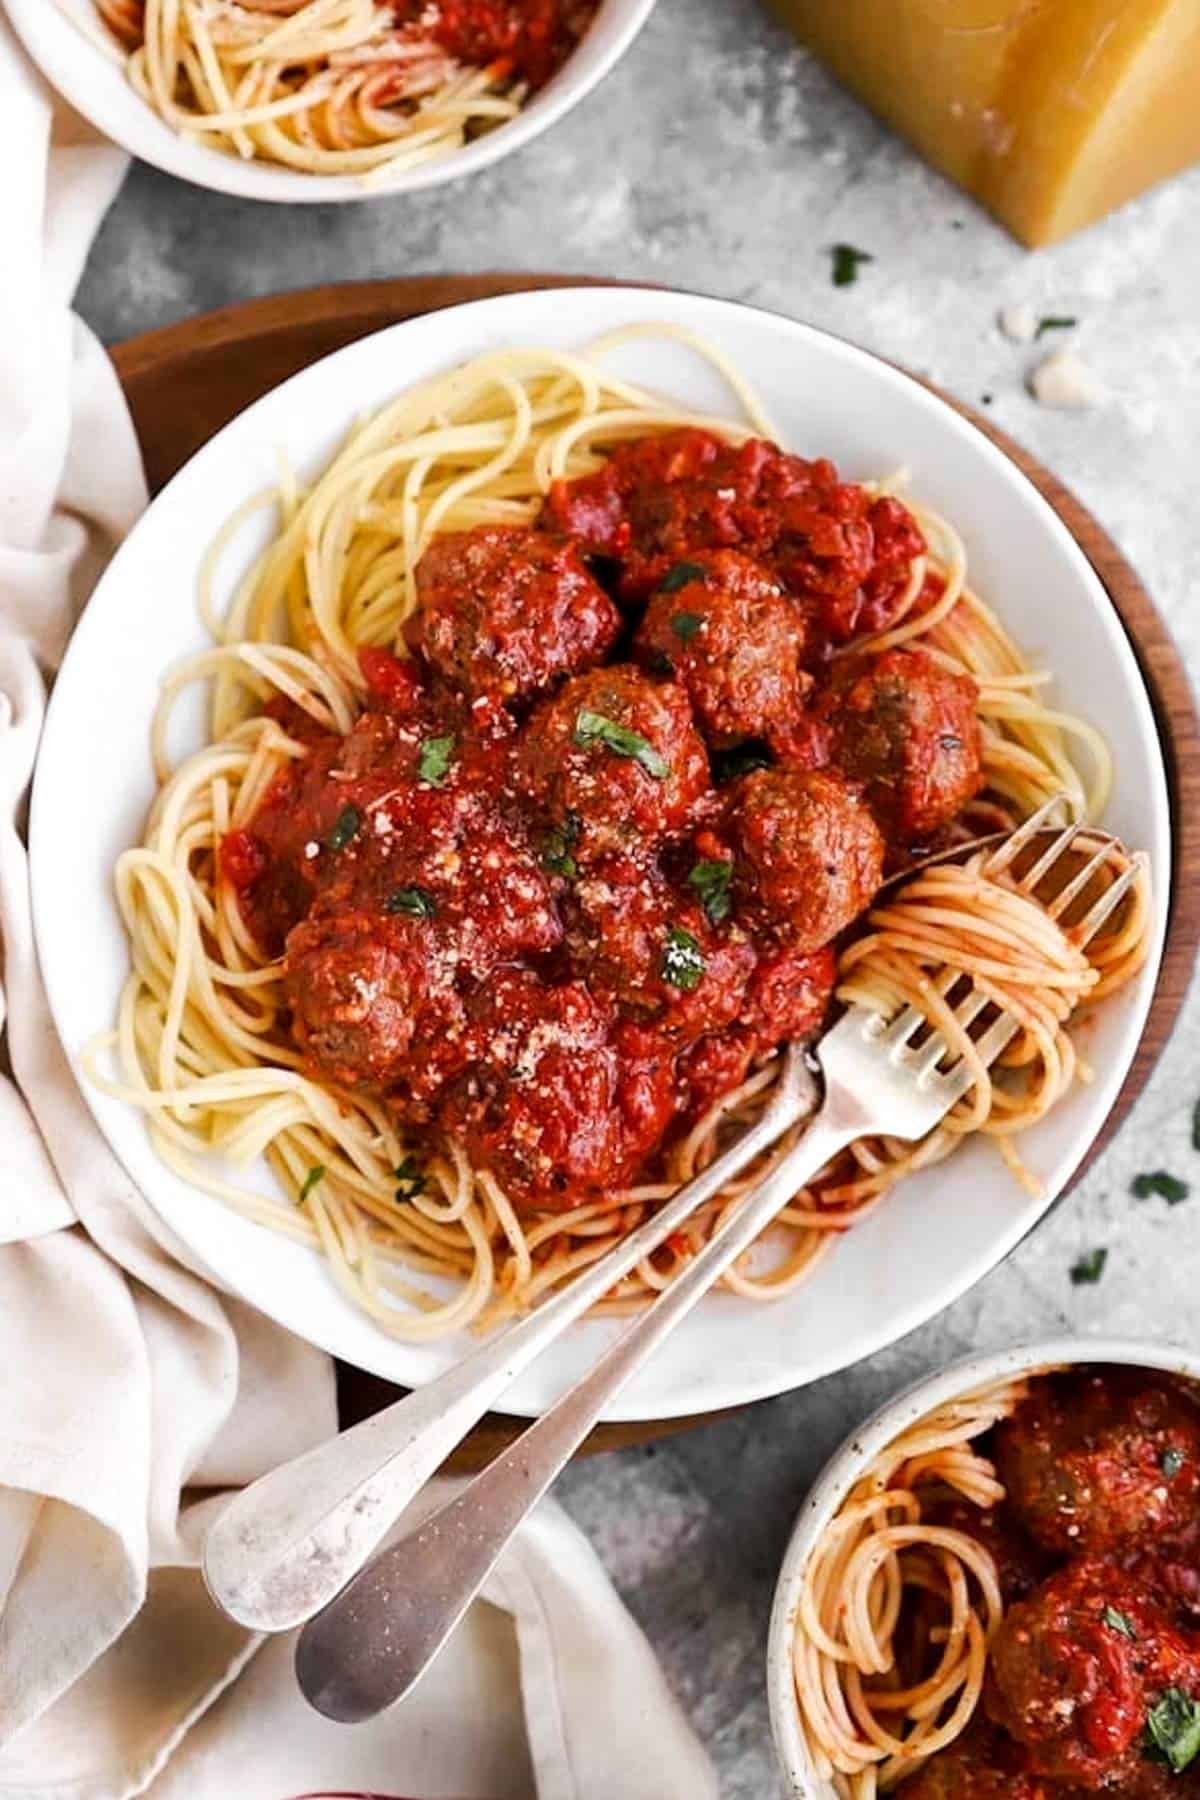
[1029, 348, 1102, 410]
[998, 302, 1037, 343]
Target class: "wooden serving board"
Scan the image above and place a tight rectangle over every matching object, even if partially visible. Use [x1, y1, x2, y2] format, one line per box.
[110, 274, 1200, 1465]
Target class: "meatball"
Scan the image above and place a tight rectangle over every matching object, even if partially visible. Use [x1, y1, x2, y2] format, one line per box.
[813, 646, 982, 845]
[566, 853, 756, 1043]
[995, 1370, 1200, 1557]
[676, 945, 834, 1121]
[284, 909, 466, 1099]
[438, 969, 674, 1211]
[633, 549, 814, 752]
[743, 942, 836, 1046]
[516, 666, 709, 862]
[721, 767, 884, 951]
[539, 426, 926, 638]
[409, 525, 620, 704]
[986, 1558, 1200, 1788]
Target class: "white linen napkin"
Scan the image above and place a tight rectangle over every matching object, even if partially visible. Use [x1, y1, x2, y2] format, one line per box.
[0, 16, 718, 1799]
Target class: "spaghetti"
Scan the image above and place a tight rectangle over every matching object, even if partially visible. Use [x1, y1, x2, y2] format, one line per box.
[89, 326, 1151, 1341]
[793, 1375, 1028, 1797]
[88, 0, 596, 182]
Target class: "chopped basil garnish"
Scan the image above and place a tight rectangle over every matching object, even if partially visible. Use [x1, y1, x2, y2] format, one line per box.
[711, 742, 772, 784]
[662, 925, 705, 992]
[831, 243, 873, 287]
[1036, 314, 1078, 338]
[1145, 1688, 1200, 1772]
[418, 733, 456, 786]
[1162, 1447, 1186, 1480]
[574, 709, 669, 780]
[1104, 1606, 1136, 1640]
[298, 1164, 325, 1204]
[541, 812, 581, 880]
[384, 886, 437, 918]
[688, 858, 733, 924]
[394, 1155, 426, 1202]
[659, 560, 706, 593]
[1070, 1247, 1107, 1285]
[646, 648, 676, 677]
[326, 804, 362, 851]
[670, 611, 704, 642]
[1132, 1170, 1190, 1204]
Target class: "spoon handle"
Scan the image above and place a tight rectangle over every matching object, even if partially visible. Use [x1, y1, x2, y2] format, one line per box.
[294, 1105, 855, 1722]
[203, 1046, 815, 1632]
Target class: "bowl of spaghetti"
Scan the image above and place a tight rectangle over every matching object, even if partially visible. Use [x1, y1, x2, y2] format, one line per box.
[768, 1340, 1200, 1798]
[6, 0, 654, 201]
[29, 286, 1169, 1418]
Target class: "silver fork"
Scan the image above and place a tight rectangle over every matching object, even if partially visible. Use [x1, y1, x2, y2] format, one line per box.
[283, 801, 1144, 1722]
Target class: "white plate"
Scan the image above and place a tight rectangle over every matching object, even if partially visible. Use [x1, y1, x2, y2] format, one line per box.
[29, 287, 1170, 1420]
[6, 0, 655, 203]
[766, 1337, 1200, 1797]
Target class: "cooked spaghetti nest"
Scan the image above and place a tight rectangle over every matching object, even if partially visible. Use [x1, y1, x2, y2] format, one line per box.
[86, 0, 543, 182]
[792, 1375, 1038, 1798]
[88, 325, 1149, 1343]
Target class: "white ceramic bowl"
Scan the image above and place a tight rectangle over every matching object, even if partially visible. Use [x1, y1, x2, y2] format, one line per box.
[29, 285, 1170, 1419]
[6, 0, 656, 203]
[767, 1337, 1200, 1798]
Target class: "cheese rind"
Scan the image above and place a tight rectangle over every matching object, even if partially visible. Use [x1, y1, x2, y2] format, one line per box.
[770, 0, 1200, 246]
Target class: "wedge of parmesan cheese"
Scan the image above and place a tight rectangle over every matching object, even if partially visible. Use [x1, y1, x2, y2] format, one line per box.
[770, 0, 1200, 246]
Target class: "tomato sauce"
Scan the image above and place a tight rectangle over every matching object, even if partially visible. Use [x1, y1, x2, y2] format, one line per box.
[398, 0, 598, 89]
[221, 431, 978, 1212]
[905, 1370, 1200, 1798]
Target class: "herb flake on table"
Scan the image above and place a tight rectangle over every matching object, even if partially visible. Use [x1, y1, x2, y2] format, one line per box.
[831, 243, 873, 287]
[1131, 1170, 1190, 1204]
[1191, 1096, 1200, 1151]
[1070, 1247, 1107, 1285]
[1035, 314, 1078, 338]
[574, 709, 668, 779]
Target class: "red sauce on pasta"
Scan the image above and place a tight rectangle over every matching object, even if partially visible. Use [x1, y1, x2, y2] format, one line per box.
[222, 429, 982, 1213]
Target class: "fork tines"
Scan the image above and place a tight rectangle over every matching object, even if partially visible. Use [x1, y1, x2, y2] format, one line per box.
[880, 795, 1145, 1091]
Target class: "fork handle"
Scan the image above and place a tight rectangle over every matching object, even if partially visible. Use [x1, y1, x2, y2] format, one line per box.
[203, 1046, 816, 1633]
[294, 1104, 858, 1722]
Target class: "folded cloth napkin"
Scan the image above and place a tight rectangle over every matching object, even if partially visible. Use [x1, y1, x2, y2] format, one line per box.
[0, 17, 718, 1799]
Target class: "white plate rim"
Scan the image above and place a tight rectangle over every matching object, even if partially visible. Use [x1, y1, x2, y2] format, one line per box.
[5, 0, 657, 203]
[29, 284, 1172, 1419]
[765, 1335, 1200, 1798]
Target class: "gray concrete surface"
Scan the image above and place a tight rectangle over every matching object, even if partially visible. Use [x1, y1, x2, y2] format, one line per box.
[77, 1, 1200, 1792]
